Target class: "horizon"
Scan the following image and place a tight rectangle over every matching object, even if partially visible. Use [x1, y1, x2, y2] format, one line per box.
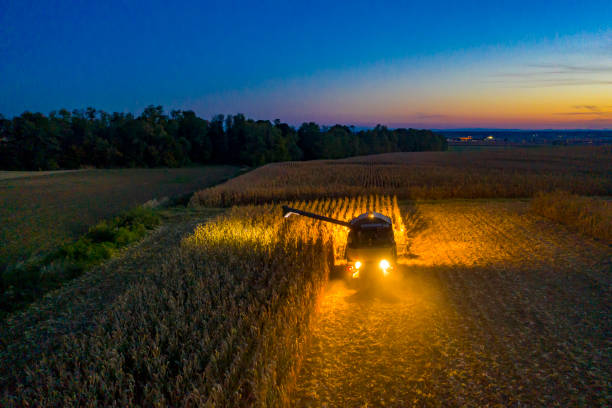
[3, 106, 612, 132]
[1, 0, 612, 129]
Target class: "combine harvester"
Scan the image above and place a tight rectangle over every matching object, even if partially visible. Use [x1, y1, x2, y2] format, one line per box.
[282, 205, 397, 280]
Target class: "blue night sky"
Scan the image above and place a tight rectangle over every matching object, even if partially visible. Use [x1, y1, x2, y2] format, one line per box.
[1, 0, 612, 128]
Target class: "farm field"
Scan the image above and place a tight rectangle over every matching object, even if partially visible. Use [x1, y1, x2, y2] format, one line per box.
[0, 166, 240, 267]
[293, 200, 611, 406]
[2, 148, 611, 406]
[2, 193, 610, 406]
[191, 146, 612, 206]
[1, 200, 339, 406]
[0, 169, 85, 181]
[0, 208, 222, 373]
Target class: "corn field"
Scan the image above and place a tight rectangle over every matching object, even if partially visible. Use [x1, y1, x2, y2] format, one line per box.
[1, 195, 404, 407]
[190, 147, 612, 207]
[531, 191, 612, 244]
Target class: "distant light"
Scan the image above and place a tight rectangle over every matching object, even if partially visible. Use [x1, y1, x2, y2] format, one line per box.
[355, 261, 362, 269]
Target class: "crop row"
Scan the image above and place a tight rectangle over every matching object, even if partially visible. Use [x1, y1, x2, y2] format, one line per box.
[530, 191, 612, 243]
[190, 147, 612, 207]
[3, 195, 403, 407]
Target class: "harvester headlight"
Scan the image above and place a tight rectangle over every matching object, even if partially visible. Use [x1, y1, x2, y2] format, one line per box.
[355, 261, 362, 269]
[379, 259, 390, 276]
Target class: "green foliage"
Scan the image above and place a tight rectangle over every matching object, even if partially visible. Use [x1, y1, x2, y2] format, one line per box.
[297, 122, 446, 160]
[0, 106, 446, 170]
[0, 207, 161, 317]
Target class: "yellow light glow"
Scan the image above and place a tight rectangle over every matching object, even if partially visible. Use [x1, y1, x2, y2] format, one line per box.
[352, 270, 360, 279]
[355, 261, 362, 269]
[379, 259, 390, 270]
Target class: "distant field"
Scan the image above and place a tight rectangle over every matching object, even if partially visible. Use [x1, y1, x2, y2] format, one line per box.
[0, 166, 240, 266]
[191, 146, 612, 206]
[0, 170, 85, 180]
[447, 144, 536, 151]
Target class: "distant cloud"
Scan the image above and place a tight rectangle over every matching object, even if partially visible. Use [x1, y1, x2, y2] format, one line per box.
[488, 60, 612, 88]
[572, 105, 600, 111]
[528, 63, 612, 74]
[556, 112, 612, 116]
[492, 64, 612, 78]
[556, 105, 612, 116]
[415, 113, 448, 120]
[485, 78, 612, 87]
[515, 80, 612, 88]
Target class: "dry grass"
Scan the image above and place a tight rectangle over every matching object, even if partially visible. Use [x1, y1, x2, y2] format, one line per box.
[531, 191, 612, 244]
[190, 146, 612, 207]
[0, 166, 240, 267]
[2, 195, 404, 406]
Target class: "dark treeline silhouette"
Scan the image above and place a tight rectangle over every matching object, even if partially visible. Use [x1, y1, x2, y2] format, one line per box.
[0, 106, 447, 170]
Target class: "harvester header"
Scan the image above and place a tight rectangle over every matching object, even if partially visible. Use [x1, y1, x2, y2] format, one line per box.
[282, 204, 397, 279]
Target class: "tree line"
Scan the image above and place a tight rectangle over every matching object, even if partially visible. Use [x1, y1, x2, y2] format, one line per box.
[0, 105, 447, 170]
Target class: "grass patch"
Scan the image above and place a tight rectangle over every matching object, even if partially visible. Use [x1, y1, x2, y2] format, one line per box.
[531, 191, 612, 244]
[0, 207, 161, 318]
[0, 165, 241, 266]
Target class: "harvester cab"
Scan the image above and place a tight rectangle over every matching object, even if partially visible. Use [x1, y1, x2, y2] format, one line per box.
[282, 205, 397, 279]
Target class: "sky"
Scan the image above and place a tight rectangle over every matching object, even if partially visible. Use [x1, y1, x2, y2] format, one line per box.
[1, 0, 612, 129]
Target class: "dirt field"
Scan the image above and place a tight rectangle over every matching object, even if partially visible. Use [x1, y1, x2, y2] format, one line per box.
[0, 166, 240, 266]
[293, 200, 611, 406]
[0, 170, 85, 180]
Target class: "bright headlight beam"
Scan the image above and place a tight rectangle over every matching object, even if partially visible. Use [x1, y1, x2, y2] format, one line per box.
[355, 261, 362, 269]
[379, 259, 390, 270]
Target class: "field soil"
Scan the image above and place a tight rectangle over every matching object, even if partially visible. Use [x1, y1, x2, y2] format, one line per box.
[293, 200, 611, 406]
[0, 169, 85, 180]
[0, 166, 240, 266]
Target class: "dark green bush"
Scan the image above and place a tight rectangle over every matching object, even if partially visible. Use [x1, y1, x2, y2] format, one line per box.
[86, 221, 117, 243]
[118, 206, 161, 230]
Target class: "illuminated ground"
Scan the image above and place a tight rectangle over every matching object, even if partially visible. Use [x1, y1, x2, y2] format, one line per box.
[293, 200, 611, 406]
